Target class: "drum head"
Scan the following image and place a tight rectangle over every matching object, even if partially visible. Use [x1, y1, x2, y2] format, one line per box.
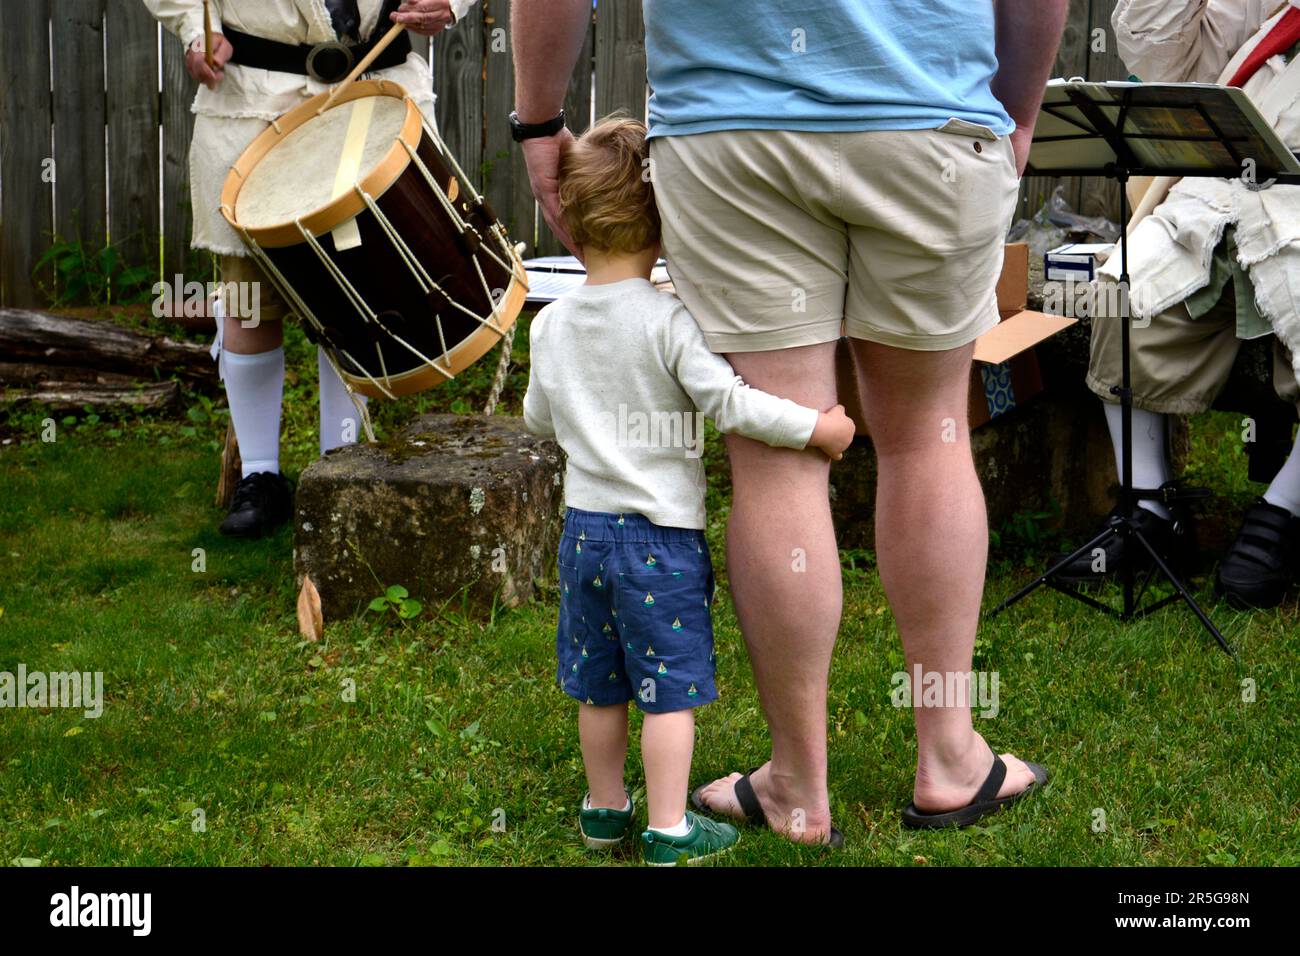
[235, 94, 409, 229]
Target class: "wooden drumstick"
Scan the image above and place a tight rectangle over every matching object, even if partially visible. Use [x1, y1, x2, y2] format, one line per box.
[202, 0, 215, 69]
[318, 22, 407, 114]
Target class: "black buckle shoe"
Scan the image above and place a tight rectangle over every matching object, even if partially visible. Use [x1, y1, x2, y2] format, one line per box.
[1055, 481, 1195, 586]
[219, 471, 294, 539]
[1215, 498, 1300, 609]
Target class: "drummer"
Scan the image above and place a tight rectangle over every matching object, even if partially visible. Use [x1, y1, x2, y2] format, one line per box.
[143, 0, 479, 538]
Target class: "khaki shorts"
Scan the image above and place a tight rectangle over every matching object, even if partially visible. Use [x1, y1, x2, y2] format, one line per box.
[1086, 282, 1300, 414]
[650, 124, 1021, 353]
[219, 254, 292, 325]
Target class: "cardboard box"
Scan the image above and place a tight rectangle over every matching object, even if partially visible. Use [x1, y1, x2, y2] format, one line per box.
[837, 243, 1077, 434]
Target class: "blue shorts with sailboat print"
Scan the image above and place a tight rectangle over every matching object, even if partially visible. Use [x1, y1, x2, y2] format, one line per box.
[556, 507, 718, 713]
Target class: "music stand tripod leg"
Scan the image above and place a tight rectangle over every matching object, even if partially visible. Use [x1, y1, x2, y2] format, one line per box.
[1129, 527, 1237, 656]
[987, 523, 1120, 617]
[988, 158, 1232, 656]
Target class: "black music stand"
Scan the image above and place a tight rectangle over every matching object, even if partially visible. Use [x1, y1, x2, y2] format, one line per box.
[988, 81, 1300, 657]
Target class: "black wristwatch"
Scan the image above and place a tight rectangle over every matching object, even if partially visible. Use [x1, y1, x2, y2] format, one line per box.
[509, 110, 566, 143]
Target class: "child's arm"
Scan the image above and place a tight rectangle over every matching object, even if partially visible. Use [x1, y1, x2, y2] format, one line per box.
[664, 305, 855, 460]
[523, 378, 555, 438]
[522, 317, 556, 438]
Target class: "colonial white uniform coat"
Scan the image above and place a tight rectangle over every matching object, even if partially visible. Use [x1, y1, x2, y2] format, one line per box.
[1101, 1, 1300, 378]
[142, 0, 477, 254]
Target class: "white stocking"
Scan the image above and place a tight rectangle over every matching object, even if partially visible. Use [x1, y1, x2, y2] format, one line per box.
[1104, 401, 1172, 518]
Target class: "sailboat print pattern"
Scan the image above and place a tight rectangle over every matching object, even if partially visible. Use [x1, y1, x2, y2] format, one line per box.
[554, 509, 718, 712]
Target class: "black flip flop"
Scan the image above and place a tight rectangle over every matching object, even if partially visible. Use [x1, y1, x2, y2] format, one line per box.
[691, 767, 845, 848]
[901, 752, 1048, 829]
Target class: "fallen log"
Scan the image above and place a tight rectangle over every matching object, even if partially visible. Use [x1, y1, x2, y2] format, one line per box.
[0, 307, 213, 384]
[2, 381, 179, 413]
[0, 361, 140, 387]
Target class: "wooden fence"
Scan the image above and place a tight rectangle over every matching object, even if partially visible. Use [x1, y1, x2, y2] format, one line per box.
[0, 0, 1122, 309]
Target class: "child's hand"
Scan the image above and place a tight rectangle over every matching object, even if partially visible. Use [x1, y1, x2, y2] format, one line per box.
[810, 405, 855, 461]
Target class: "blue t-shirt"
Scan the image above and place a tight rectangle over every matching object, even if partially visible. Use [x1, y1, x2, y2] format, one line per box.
[643, 0, 1014, 138]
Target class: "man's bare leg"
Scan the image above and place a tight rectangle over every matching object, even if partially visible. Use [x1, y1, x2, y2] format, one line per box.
[692, 341, 840, 844]
[222, 313, 283, 354]
[851, 338, 1036, 811]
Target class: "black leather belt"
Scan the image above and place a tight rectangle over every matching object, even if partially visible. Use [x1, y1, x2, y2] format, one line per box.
[223, 25, 412, 84]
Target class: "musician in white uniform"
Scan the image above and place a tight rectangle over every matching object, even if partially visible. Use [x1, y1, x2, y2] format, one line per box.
[143, 0, 479, 537]
[1062, 0, 1300, 607]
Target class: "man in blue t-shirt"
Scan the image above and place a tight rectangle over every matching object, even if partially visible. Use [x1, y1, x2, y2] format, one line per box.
[511, 0, 1067, 841]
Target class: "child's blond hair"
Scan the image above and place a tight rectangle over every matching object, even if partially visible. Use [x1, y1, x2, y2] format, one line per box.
[558, 115, 661, 255]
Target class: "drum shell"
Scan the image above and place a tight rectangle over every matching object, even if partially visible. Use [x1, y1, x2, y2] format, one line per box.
[257, 129, 518, 397]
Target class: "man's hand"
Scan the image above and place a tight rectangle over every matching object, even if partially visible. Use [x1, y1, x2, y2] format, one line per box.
[1009, 122, 1034, 178]
[522, 128, 582, 259]
[390, 0, 457, 37]
[810, 405, 856, 462]
[512, 1, 592, 255]
[186, 33, 233, 89]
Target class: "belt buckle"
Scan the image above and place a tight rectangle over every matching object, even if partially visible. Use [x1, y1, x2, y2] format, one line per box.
[306, 40, 355, 84]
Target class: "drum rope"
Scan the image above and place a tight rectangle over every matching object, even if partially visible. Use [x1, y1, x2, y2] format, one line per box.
[297, 222, 378, 320]
[414, 112, 524, 285]
[471, 257, 509, 334]
[295, 219, 453, 384]
[398, 139, 519, 280]
[400, 140, 473, 233]
[321, 348, 377, 443]
[419, 109, 486, 206]
[482, 323, 516, 418]
[233, 220, 400, 399]
[357, 189, 434, 292]
[435, 315, 453, 371]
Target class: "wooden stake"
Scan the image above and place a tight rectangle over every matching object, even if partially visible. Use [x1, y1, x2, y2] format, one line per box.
[216, 421, 241, 509]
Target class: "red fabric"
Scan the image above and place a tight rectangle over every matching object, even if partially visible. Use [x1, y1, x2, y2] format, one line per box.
[1227, 7, 1300, 88]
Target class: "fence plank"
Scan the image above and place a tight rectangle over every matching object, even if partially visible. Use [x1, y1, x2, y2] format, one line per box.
[595, 0, 646, 121]
[161, 27, 199, 280]
[565, 13, 596, 138]
[51, 0, 108, 255]
[1080, 0, 1126, 221]
[0, 1, 53, 307]
[433, 10, 484, 186]
[482, 0, 536, 254]
[106, 1, 161, 277]
[535, 10, 595, 258]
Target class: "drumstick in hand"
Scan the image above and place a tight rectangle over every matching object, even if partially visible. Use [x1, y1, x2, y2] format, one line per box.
[202, 0, 215, 69]
[319, 22, 407, 114]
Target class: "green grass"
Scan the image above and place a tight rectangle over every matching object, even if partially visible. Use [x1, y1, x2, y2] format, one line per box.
[1, 353, 1297, 865]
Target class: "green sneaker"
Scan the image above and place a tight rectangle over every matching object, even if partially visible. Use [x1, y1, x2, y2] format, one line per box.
[641, 812, 739, 866]
[579, 792, 635, 849]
